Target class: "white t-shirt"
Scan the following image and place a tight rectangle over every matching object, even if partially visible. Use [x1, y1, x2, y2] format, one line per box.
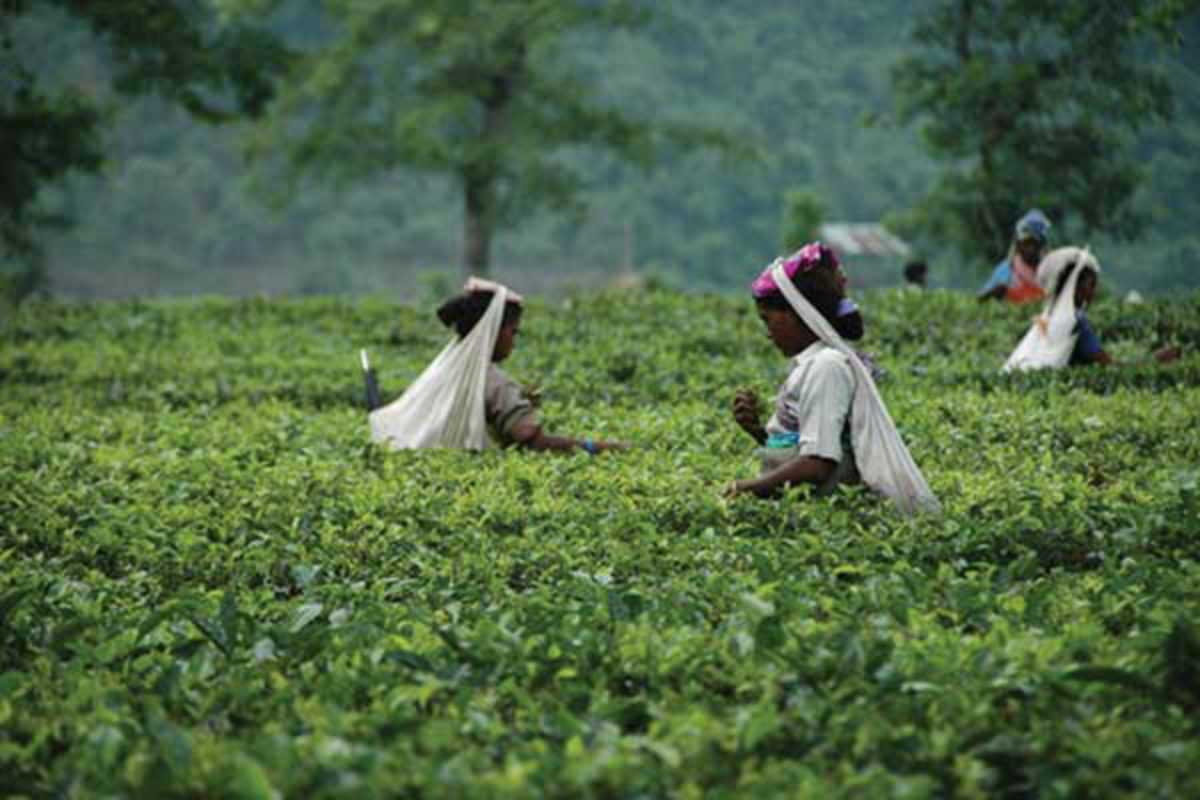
[760, 342, 859, 494]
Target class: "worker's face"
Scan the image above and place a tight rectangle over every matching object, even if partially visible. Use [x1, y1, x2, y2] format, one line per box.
[1075, 269, 1097, 307]
[757, 302, 815, 357]
[493, 320, 519, 362]
[1016, 237, 1045, 265]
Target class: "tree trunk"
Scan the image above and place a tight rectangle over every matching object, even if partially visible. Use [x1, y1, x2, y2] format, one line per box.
[955, 0, 974, 61]
[460, 68, 518, 278]
[463, 175, 492, 277]
[955, 0, 1006, 257]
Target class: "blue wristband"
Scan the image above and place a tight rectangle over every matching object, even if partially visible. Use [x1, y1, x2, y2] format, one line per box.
[583, 438, 597, 455]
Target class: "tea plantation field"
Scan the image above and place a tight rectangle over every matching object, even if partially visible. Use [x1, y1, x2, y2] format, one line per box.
[2, 289, 1199, 798]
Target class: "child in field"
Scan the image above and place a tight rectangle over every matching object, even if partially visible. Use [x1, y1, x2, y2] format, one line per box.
[367, 277, 627, 452]
[727, 246, 940, 514]
[1003, 248, 1181, 371]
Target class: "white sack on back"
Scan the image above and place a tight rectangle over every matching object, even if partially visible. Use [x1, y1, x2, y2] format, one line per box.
[1002, 246, 1099, 373]
[769, 260, 941, 515]
[368, 282, 509, 450]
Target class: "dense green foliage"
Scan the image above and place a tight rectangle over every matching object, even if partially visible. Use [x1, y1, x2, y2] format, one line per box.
[0, 0, 285, 296]
[3, 289, 1199, 796]
[223, 0, 733, 275]
[890, 0, 1197, 259]
[19, 1, 1200, 298]
[779, 189, 826, 254]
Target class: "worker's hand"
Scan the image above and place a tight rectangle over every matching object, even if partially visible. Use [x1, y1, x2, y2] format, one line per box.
[733, 388, 765, 441]
[523, 382, 543, 408]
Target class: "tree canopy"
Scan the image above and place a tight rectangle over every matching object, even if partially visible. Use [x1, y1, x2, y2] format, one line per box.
[15, 1, 1200, 297]
[890, 0, 1200, 260]
[0, 0, 284, 296]
[227, 0, 736, 276]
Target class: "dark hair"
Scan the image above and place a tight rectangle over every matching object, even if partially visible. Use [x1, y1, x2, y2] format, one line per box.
[1052, 261, 1097, 300]
[903, 260, 928, 284]
[755, 271, 842, 327]
[436, 290, 523, 337]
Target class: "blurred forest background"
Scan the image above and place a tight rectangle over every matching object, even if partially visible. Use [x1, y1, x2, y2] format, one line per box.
[7, 0, 1200, 300]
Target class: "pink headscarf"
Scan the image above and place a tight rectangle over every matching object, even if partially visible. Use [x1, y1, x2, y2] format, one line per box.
[751, 241, 840, 298]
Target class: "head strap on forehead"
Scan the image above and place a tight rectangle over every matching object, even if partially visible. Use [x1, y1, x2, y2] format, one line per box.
[464, 276, 523, 305]
[769, 260, 840, 343]
[1036, 246, 1099, 294]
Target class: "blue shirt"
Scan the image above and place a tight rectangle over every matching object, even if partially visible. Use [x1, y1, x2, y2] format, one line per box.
[1070, 311, 1103, 365]
[980, 261, 1011, 294]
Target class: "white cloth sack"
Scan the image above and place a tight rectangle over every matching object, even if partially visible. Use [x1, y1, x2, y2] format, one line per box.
[368, 280, 512, 450]
[1002, 246, 1099, 373]
[770, 260, 941, 515]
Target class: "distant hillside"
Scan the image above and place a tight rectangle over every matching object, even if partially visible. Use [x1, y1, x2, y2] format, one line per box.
[30, 1, 1200, 298]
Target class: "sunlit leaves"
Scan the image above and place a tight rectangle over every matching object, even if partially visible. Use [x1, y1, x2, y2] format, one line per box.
[1, 288, 1198, 795]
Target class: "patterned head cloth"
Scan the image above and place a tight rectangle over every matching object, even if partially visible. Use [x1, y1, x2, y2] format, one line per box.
[1014, 209, 1051, 244]
[751, 241, 840, 298]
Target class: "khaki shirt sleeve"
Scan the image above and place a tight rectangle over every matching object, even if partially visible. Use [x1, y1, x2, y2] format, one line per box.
[780, 355, 853, 464]
[485, 366, 537, 444]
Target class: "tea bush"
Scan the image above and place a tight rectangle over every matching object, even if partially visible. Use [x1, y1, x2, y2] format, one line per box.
[2, 288, 1199, 798]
